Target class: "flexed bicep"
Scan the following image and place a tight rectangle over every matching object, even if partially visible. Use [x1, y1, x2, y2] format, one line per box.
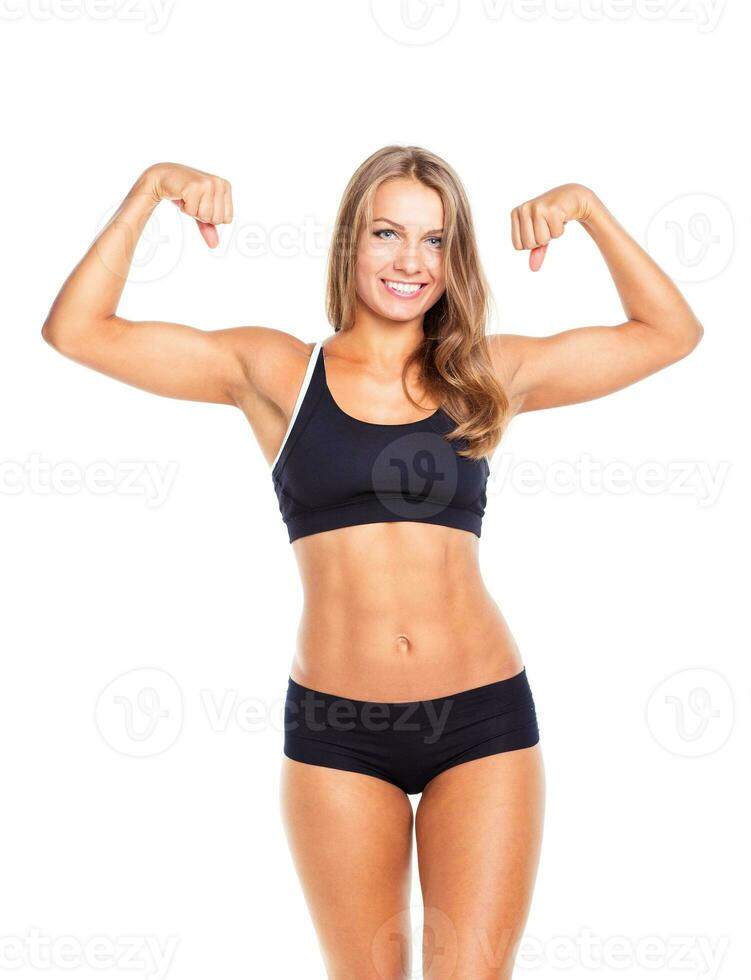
[42, 162, 246, 404]
[497, 185, 703, 414]
[493, 321, 694, 414]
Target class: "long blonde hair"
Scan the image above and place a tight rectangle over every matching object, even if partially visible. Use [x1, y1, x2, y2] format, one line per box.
[325, 144, 508, 459]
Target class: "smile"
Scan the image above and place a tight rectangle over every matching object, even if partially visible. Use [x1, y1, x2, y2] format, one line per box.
[381, 279, 428, 299]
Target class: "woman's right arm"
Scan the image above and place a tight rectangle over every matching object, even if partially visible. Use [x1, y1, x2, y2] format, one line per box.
[41, 162, 296, 410]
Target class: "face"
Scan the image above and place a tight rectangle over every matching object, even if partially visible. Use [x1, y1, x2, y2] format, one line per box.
[354, 177, 446, 325]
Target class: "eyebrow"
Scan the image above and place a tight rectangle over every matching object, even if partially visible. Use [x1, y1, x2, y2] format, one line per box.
[373, 216, 444, 235]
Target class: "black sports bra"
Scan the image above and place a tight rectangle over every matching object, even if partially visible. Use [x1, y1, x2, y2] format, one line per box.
[271, 341, 490, 542]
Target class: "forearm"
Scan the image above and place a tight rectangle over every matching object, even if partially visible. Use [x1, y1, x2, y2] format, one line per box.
[42, 169, 159, 344]
[580, 192, 703, 352]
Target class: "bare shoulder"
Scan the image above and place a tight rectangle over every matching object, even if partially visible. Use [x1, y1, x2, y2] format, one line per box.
[224, 325, 318, 410]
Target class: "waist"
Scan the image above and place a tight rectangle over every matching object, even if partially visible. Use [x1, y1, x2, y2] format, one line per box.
[288, 522, 521, 699]
[292, 591, 523, 701]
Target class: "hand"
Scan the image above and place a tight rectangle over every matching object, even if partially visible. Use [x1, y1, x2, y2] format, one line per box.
[142, 162, 234, 248]
[511, 183, 596, 271]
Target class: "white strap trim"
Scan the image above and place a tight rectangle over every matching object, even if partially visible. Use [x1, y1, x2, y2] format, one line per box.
[271, 341, 322, 470]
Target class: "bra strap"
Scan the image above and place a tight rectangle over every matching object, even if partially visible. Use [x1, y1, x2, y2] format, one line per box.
[271, 341, 323, 470]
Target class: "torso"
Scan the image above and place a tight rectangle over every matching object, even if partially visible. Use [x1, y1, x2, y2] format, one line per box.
[238, 332, 523, 701]
[290, 520, 523, 701]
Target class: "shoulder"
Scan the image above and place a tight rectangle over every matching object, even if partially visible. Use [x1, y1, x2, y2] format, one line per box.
[224, 326, 322, 411]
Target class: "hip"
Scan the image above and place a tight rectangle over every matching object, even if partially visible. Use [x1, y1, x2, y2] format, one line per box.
[283, 665, 540, 796]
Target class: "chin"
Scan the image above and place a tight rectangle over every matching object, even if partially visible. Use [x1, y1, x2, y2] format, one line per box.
[378, 304, 422, 323]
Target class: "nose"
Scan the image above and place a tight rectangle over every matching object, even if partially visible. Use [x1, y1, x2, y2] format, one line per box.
[393, 241, 423, 277]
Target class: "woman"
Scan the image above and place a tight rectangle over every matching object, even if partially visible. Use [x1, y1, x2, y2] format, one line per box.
[42, 146, 703, 979]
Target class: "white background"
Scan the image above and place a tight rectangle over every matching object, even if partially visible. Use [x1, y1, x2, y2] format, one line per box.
[2, 1, 747, 977]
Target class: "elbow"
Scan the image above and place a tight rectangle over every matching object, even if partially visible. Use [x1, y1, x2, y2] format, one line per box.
[41, 318, 61, 349]
[680, 317, 704, 357]
[665, 316, 703, 362]
[41, 316, 84, 356]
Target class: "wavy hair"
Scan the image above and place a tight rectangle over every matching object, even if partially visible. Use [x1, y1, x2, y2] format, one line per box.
[325, 144, 508, 459]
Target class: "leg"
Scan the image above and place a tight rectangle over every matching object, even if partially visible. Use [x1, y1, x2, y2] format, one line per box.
[414, 744, 545, 979]
[280, 756, 415, 980]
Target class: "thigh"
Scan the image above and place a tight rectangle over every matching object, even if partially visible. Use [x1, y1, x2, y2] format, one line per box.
[414, 744, 545, 980]
[280, 756, 415, 980]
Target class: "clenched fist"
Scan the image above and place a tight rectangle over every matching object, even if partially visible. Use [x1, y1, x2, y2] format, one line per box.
[511, 183, 597, 271]
[142, 162, 234, 248]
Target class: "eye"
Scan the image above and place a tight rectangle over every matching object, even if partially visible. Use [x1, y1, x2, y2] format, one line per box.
[427, 236, 443, 248]
[374, 229, 397, 240]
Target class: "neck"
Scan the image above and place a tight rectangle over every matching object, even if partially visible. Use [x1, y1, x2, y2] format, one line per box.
[339, 306, 426, 368]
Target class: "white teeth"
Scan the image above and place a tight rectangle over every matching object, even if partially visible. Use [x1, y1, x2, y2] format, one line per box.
[384, 280, 423, 294]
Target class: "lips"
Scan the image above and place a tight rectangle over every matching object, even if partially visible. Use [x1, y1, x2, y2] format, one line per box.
[380, 279, 428, 299]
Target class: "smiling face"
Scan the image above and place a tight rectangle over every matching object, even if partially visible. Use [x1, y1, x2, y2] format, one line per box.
[354, 177, 447, 326]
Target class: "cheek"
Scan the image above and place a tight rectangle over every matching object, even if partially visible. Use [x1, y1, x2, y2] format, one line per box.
[428, 255, 445, 288]
[355, 240, 383, 279]
[354, 262, 375, 296]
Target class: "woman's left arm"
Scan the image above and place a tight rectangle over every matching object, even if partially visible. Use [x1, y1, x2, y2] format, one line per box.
[491, 183, 704, 414]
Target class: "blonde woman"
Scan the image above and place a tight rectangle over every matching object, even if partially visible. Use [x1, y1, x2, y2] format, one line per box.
[42, 146, 702, 980]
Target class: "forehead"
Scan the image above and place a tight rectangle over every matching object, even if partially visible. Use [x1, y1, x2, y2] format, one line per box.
[371, 178, 444, 229]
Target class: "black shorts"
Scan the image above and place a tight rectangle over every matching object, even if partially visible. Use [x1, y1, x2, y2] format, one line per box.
[283, 667, 540, 796]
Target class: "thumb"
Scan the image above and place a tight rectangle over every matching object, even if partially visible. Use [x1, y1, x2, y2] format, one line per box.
[196, 219, 219, 248]
[529, 244, 547, 272]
